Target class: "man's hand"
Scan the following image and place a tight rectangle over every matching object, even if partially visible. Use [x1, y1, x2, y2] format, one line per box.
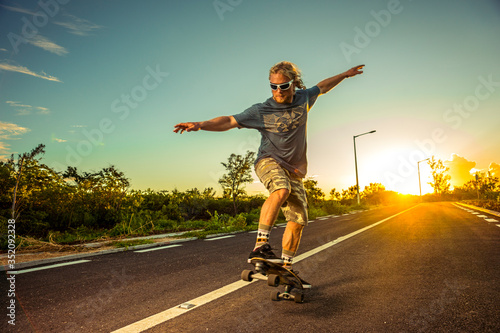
[173, 122, 201, 134]
[316, 64, 366, 94]
[344, 64, 365, 78]
[173, 116, 239, 133]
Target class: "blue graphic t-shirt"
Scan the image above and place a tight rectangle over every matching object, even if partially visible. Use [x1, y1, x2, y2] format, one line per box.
[233, 86, 321, 178]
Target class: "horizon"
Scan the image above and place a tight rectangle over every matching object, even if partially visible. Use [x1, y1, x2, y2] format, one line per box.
[1, 0, 499, 197]
[4, 146, 496, 198]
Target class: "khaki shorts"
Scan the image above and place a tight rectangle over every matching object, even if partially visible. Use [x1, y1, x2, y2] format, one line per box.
[255, 157, 308, 226]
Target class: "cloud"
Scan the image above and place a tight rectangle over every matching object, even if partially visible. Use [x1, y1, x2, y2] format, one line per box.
[0, 48, 7, 52]
[0, 121, 31, 160]
[6, 101, 51, 116]
[6, 101, 31, 108]
[36, 106, 50, 115]
[0, 4, 37, 15]
[51, 135, 67, 143]
[489, 162, 500, 178]
[55, 13, 103, 36]
[444, 154, 476, 187]
[0, 4, 68, 55]
[0, 6, 102, 56]
[0, 142, 11, 162]
[6, 100, 32, 115]
[0, 121, 31, 140]
[0, 61, 62, 82]
[27, 35, 68, 56]
[68, 125, 87, 134]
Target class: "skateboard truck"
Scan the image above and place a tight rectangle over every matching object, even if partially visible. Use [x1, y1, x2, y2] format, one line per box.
[241, 258, 307, 303]
[271, 286, 304, 303]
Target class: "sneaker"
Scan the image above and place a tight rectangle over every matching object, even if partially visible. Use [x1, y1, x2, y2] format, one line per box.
[248, 243, 284, 264]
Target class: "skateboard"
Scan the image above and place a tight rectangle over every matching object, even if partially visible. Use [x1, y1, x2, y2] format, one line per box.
[241, 257, 309, 303]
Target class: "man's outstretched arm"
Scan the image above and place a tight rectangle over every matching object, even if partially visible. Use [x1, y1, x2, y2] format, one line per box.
[316, 64, 365, 95]
[173, 116, 239, 134]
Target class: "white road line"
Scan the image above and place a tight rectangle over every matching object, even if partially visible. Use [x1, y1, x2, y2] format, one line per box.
[134, 245, 182, 253]
[7, 260, 91, 275]
[294, 205, 417, 263]
[204, 235, 235, 241]
[111, 280, 254, 333]
[453, 204, 499, 224]
[454, 202, 500, 218]
[111, 204, 417, 333]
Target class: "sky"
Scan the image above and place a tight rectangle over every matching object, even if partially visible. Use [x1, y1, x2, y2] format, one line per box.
[1, 0, 499, 196]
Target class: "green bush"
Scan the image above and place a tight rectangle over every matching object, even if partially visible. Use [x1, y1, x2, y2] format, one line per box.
[463, 199, 500, 212]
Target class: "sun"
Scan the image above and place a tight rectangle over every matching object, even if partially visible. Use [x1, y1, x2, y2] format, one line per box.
[358, 145, 435, 195]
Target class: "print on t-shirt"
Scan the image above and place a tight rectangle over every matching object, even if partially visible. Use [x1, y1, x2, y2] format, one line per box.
[262, 109, 306, 133]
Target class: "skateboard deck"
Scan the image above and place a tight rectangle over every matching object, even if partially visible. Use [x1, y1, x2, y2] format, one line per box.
[241, 257, 310, 302]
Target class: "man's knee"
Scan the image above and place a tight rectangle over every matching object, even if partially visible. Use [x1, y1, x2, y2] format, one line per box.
[273, 188, 290, 202]
[287, 220, 304, 232]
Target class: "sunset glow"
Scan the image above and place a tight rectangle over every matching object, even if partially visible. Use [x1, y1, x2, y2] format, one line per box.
[1, 1, 499, 196]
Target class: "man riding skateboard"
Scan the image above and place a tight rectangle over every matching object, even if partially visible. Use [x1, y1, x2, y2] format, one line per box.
[174, 61, 364, 285]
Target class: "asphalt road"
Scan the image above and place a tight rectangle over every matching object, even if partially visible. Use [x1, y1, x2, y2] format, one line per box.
[2, 202, 499, 332]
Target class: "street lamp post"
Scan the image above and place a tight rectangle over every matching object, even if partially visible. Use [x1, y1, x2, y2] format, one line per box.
[418, 158, 430, 199]
[353, 130, 376, 205]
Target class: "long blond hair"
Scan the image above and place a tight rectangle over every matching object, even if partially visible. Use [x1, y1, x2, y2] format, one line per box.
[269, 61, 305, 90]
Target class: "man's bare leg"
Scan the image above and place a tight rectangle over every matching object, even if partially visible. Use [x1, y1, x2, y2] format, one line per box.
[281, 221, 304, 268]
[253, 188, 289, 250]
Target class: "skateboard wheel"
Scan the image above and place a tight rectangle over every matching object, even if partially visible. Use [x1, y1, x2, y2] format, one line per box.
[292, 292, 304, 303]
[267, 274, 280, 287]
[271, 290, 280, 301]
[241, 270, 254, 282]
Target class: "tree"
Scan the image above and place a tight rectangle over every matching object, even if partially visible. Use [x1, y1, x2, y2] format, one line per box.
[62, 165, 130, 228]
[0, 162, 16, 214]
[362, 183, 386, 205]
[329, 188, 341, 201]
[218, 151, 255, 215]
[341, 185, 358, 204]
[303, 178, 325, 204]
[472, 171, 498, 199]
[8, 144, 46, 220]
[62, 166, 95, 185]
[428, 156, 451, 195]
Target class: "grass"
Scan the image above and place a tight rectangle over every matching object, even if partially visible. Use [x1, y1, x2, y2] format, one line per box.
[6, 203, 367, 251]
[109, 239, 155, 248]
[181, 224, 258, 239]
[462, 198, 500, 212]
